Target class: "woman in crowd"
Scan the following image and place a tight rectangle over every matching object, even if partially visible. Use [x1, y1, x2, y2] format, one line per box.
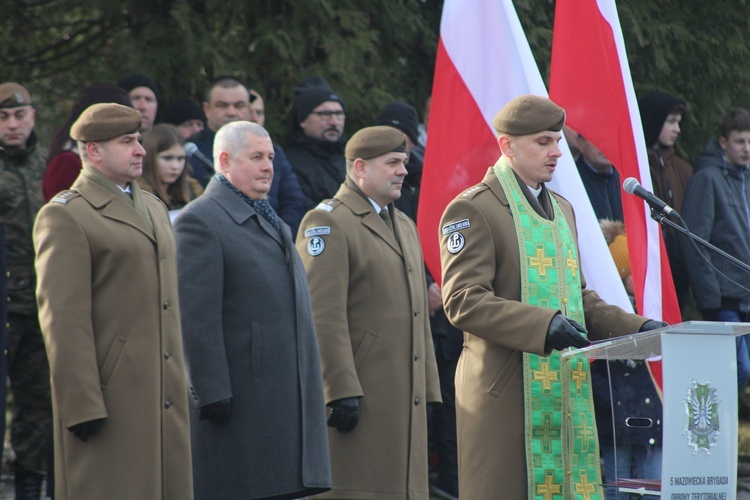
[43, 83, 132, 201]
[138, 124, 203, 214]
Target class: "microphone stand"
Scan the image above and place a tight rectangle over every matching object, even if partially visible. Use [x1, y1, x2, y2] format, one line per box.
[650, 209, 750, 274]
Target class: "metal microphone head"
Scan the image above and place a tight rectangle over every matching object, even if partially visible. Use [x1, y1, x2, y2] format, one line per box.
[623, 177, 640, 194]
[184, 142, 199, 156]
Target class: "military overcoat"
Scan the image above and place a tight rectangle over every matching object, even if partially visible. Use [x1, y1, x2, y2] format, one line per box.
[440, 168, 647, 499]
[34, 171, 192, 500]
[296, 180, 441, 500]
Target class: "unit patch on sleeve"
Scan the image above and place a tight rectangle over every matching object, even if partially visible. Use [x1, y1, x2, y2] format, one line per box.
[446, 232, 465, 254]
[307, 236, 326, 256]
[304, 226, 331, 238]
[442, 219, 470, 235]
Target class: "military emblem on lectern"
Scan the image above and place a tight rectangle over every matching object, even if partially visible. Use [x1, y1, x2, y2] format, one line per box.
[684, 380, 720, 454]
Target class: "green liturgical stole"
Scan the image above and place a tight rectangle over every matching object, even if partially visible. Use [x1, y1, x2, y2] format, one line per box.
[494, 158, 602, 500]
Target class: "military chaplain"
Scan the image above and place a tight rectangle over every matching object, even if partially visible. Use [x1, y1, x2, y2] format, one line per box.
[439, 95, 666, 499]
[296, 126, 441, 499]
[34, 103, 192, 499]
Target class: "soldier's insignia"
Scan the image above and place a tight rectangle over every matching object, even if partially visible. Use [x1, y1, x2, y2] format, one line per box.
[446, 232, 465, 254]
[50, 190, 79, 205]
[307, 236, 326, 256]
[304, 226, 331, 238]
[684, 379, 720, 454]
[442, 219, 470, 235]
[315, 202, 334, 212]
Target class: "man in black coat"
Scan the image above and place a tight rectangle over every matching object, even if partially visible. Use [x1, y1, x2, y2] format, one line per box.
[285, 87, 347, 210]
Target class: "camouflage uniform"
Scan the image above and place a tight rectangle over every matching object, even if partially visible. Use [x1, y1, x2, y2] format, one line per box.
[0, 131, 52, 475]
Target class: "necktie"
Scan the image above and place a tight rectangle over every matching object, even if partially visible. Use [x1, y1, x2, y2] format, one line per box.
[380, 209, 394, 234]
[252, 199, 282, 237]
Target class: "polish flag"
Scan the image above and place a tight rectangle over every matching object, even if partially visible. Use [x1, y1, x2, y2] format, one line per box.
[549, 0, 681, 326]
[418, 0, 632, 311]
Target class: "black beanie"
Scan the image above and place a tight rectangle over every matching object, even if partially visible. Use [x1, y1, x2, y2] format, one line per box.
[163, 97, 205, 126]
[117, 74, 160, 103]
[296, 88, 345, 122]
[293, 77, 332, 96]
[375, 101, 420, 144]
[638, 91, 687, 147]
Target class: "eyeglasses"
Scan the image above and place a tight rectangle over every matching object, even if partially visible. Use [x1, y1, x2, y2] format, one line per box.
[311, 110, 345, 120]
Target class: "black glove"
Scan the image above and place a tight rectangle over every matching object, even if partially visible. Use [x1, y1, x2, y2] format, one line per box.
[199, 398, 232, 423]
[545, 314, 591, 352]
[639, 319, 668, 332]
[327, 397, 360, 432]
[68, 418, 104, 442]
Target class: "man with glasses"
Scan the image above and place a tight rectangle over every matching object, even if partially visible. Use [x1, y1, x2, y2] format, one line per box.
[285, 87, 348, 209]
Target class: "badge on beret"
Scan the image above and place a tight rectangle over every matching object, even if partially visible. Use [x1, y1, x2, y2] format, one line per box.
[442, 219, 470, 235]
[304, 226, 331, 238]
[307, 236, 326, 256]
[446, 232, 465, 254]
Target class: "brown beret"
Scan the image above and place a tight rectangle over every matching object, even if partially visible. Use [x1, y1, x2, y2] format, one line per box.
[0, 83, 32, 109]
[345, 126, 407, 160]
[70, 103, 142, 142]
[492, 94, 565, 136]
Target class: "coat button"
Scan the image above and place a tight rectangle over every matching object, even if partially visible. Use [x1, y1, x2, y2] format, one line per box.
[414, 397, 420, 406]
[413, 309, 418, 317]
[414, 355, 419, 362]
[5, 271, 9, 278]
[164, 400, 171, 409]
[163, 301, 169, 310]
[164, 351, 170, 359]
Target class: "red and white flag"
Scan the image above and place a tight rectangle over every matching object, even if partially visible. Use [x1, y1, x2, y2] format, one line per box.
[549, 0, 681, 326]
[419, 0, 632, 311]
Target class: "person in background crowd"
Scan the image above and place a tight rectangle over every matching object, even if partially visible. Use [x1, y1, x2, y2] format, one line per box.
[117, 73, 160, 132]
[439, 94, 665, 498]
[683, 107, 750, 391]
[137, 124, 203, 216]
[417, 95, 430, 149]
[175, 121, 331, 499]
[247, 88, 306, 236]
[187, 76, 253, 186]
[296, 126, 441, 499]
[34, 103, 193, 499]
[285, 86, 348, 209]
[162, 97, 206, 139]
[43, 83, 132, 201]
[0, 82, 53, 499]
[639, 91, 692, 312]
[575, 135, 623, 222]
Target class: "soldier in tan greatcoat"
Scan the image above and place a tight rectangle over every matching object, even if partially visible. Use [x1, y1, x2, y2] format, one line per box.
[440, 95, 666, 499]
[297, 126, 441, 499]
[34, 103, 192, 500]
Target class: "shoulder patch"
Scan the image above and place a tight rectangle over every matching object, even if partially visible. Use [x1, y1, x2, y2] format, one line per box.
[304, 226, 331, 238]
[50, 190, 80, 205]
[460, 184, 488, 199]
[442, 218, 470, 235]
[314, 199, 339, 212]
[306, 236, 326, 256]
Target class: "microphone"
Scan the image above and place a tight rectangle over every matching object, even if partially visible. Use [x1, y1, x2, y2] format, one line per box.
[184, 142, 214, 171]
[622, 177, 676, 216]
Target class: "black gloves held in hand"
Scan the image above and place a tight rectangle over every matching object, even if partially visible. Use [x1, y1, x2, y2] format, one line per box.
[68, 418, 104, 442]
[545, 314, 591, 352]
[639, 319, 668, 332]
[199, 398, 232, 423]
[327, 397, 360, 432]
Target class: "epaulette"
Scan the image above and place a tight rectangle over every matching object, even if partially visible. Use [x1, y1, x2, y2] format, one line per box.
[49, 190, 80, 205]
[460, 184, 488, 199]
[314, 199, 341, 212]
[141, 191, 160, 201]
